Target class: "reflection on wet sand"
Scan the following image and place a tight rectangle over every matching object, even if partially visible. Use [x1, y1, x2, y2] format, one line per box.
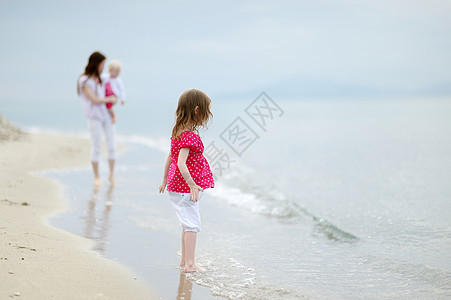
[83, 185, 114, 253]
[177, 272, 193, 300]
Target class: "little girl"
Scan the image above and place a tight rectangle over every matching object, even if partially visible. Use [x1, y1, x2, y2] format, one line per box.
[159, 89, 214, 273]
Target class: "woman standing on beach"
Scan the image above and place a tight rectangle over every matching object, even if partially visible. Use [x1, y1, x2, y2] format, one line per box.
[159, 89, 214, 273]
[77, 51, 117, 187]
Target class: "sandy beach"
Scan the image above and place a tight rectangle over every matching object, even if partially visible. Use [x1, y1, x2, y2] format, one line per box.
[0, 118, 157, 299]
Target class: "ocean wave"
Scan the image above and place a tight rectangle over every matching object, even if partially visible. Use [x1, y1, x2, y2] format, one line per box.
[115, 134, 168, 153]
[25, 125, 90, 138]
[210, 167, 359, 243]
[210, 184, 300, 218]
[365, 256, 451, 295]
[23, 126, 169, 153]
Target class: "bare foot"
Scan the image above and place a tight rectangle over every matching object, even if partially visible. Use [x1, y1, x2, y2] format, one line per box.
[94, 177, 102, 187]
[184, 263, 206, 273]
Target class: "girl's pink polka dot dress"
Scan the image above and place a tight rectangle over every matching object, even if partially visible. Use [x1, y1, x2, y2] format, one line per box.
[167, 131, 215, 193]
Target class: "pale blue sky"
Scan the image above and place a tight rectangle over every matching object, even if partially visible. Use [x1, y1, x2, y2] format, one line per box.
[1, 0, 450, 103]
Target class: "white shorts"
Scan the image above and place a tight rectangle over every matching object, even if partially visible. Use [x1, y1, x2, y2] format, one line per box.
[168, 191, 202, 233]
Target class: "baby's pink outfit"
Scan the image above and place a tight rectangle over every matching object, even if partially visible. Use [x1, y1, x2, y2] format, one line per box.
[105, 82, 114, 109]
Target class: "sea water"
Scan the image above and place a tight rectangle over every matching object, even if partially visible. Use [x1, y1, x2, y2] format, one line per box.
[3, 97, 451, 299]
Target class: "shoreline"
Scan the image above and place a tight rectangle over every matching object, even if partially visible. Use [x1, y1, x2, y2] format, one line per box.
[0, 131, 157, 299]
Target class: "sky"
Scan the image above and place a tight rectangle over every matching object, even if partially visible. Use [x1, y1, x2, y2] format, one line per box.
[0, 0, 450, 104]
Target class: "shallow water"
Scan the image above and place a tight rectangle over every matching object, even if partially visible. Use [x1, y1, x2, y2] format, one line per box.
[17, 97, 451, 299]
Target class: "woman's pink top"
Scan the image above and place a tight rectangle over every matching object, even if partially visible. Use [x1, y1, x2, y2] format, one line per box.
[167, 131, 215, 193]
[105, 82, 114, 109]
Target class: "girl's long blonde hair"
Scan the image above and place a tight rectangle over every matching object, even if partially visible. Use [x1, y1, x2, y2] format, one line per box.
[172, 89, 212, 139]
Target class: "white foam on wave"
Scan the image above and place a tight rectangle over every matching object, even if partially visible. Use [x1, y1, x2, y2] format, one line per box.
[187, 254, 305, 299]
[210, 183, 304, 218]
[210, 184, 273, 215]
[25, 125, 90, 139]
[186, 256, 256, 299]
[116, 134, 168, 153]
[210, 165, 301, 218]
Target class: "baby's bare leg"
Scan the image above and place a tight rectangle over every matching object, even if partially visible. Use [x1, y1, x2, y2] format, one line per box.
[109, 108, 117, 123]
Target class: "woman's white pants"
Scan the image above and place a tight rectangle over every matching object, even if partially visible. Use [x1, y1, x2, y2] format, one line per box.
[87, 118, 116, 162]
